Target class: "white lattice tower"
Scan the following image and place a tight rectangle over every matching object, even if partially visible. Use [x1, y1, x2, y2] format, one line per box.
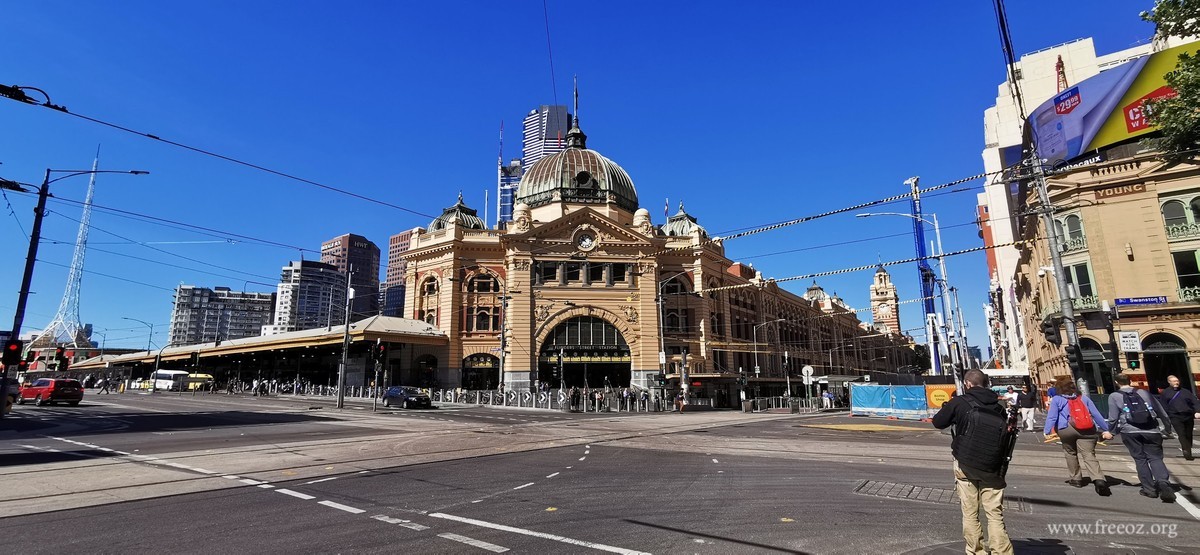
[29, 154, 100, 350]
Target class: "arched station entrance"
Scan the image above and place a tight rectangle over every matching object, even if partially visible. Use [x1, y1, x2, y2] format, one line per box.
[538, 316, 631, 389]
[462, 353, 500, 390]
[1143, 333, 1190, 394]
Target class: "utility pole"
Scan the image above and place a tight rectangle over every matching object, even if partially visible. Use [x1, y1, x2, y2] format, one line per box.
[1032, 161, 1088, 395]
[336, 265, 354, 409]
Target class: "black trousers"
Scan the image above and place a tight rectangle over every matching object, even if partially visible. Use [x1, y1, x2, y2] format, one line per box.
[1169, 415, 1195, 456]
[1120, 433, 1171, 492]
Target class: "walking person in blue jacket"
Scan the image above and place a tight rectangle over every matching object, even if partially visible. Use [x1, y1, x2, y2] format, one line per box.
[1044, 376, 1111, 495]
[1108, 373, 1176, 502]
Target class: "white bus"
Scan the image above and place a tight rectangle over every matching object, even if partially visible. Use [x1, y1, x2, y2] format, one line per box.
[148, 370, 189, 391]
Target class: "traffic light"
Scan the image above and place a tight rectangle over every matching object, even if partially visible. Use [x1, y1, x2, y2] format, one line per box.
[2, 339, 22, 366]
[1041, 317, 1062, 346]
[190, 352, 200, 367]
[1127, 352, 1141, 370]
[1064, 344, 1082, 373]
[55, 347, 70, 370]
[375, 343, 387, 362]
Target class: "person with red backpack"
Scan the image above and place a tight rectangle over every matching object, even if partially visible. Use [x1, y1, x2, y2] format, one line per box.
[1108, 373, 1176, 501]
[1043, 376, 1111, 495]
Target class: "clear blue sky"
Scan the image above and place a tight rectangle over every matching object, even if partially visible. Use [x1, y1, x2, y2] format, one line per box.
[0, 1, 1157, 351]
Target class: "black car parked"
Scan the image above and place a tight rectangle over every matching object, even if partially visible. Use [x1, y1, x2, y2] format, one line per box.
[382, 386, 431, 409]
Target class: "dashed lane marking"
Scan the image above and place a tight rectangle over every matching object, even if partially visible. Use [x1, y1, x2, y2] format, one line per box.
[257, 484, 275, 489]
[277, 489, 315, 500]
[712, 459, 719, 464]
[318, 500, 366, 514]
[513, 482, 535, 490]
[578, 457, 586, 461]
[371, 515, 430, 531]
[438, 532, 509, 553]
[306, 477, 338, 484]
[429, 513, 649, 555]
[546, 472, 560, 478]
[239, 478, 267, 486]
[192, 468, 217, 475]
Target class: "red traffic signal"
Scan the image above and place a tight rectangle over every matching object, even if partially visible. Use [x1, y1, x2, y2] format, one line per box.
[3, 339, 23, 366]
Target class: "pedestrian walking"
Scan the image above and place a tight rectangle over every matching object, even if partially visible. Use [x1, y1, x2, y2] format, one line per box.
[1160, 375, 1199, 461]
[1017, 385, 1038, 431]
[1046, 383, 1057, 410]
[1003, 386, 1018, 408]
[1043, 376, 1111, 495]
[1108, 373, 1176, 502]
[931, 369, 1014, 555]
[98, 375, 112, 394]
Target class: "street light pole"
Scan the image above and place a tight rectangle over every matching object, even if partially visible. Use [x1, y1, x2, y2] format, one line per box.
[753, 318, 785, 390]
[337, 265, 354, 409]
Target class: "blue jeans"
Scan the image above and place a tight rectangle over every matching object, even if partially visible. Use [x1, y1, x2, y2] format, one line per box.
[1120, 433, 1170, 491]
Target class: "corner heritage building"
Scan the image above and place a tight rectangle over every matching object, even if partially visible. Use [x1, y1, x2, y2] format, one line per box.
[402, 118, 913, 402]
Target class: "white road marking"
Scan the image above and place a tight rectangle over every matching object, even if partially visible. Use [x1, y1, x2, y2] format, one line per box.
[222, 475, 240, 480]
[472, 499, 483, 503]
[257, 484, 275, 489]
[276, 489, 316, 500]
[357, 470, 370, 474]
[578, 457, 586, 461]
[546, 472, 560, 478]
[191, 468, 217, 475]
[712, 459, 719, 464]
[429, 513, 649, 555]
[585, 445, 591, 448]
[306, 477, 339, 484]
[584, 451, 590, 455]
[1176, 491, 1200, 520]
[114, 451, 130, 455]
[513, 482, 535, 490]
[319, 500, 366, 514]
[438, 532, 509, 553]
[239, 478, 266, 486]
[166, 462, 193, 470]
[372, 515, 429, 531]
[566, 466, 573, 469]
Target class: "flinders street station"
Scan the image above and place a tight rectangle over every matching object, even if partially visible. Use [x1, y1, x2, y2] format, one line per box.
[401, 118, 917, 406]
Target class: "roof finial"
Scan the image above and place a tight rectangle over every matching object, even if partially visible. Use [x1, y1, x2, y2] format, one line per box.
[678, 200, 685, 213]
[565, 75, 587, 149]
[458, 191, 464, 204]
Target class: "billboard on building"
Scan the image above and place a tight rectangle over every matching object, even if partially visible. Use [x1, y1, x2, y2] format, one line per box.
[1027, 42, 1200, 167]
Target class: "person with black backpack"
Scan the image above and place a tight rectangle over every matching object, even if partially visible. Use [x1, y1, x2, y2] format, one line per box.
[1108, 373, 1175, 502]
[932, 369, 1015, 555]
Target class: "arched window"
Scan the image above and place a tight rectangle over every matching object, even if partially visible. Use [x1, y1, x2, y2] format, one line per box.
[1163, 200, 1187, 227]
[1191, 197, 1200, 223]
[1064, 215, 1083, 240]
[418, 276, 439, 325]
[469, 275, 498, 293]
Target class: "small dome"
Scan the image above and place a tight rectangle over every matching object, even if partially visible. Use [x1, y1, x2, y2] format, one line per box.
[516, 124, 637, 212]
[428, 193, 485, 231]
[661, 202, 707, 238]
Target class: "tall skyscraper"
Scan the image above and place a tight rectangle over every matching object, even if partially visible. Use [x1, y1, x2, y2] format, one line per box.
[496, 158, 522, 227]
[169, 285, 275, 346]
[320, 233, 380, 318]
[381, 229, 417, 317]
[497, 105, 572, 226]
[522, 105, 572, 166]
[262, 261, 347, 335]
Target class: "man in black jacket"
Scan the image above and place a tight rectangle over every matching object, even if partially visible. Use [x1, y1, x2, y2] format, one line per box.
[933, 370, 1014, 555]
[1161, 375, 1200, 461]
[1016, 384, 1039, 431]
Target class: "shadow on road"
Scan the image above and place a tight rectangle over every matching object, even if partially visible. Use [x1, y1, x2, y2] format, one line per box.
[4, 410, 339, 437]
[624, 518, 814, 554]
[0, 449, 121, 466]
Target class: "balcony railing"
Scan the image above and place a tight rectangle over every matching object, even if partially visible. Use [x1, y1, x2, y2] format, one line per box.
[1072, 295, 1099, 310]
[1060, 235, 1088, 254]
[1180, 286, 1200, 302]
[1166, 222, 1200, 241]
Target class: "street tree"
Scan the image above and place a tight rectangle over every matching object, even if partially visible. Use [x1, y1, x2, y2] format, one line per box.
[1142, 0, 1200, 161]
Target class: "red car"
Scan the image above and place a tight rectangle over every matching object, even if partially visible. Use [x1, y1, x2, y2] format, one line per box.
[17, 378, 84, 406]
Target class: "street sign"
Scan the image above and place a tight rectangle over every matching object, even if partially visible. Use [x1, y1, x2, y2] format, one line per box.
[1115, 296, 1167, 306]
[658, 351, 666, 365]
[754, 365, 761, 375]
[864, 375, 871, 382]
[802, 376, 813, 385]
[801, 365, 814, 377]
[1119, 331, 1141, 352]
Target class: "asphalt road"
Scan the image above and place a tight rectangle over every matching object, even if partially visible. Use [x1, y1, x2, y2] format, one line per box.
[3, 393, 1199, 554]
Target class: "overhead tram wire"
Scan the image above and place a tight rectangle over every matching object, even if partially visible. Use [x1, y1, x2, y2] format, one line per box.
[36, 259, 176, 292]
[46, 210, 278, 282]
[694, 240, 1026, 295]
[0, 84, 435, 220]
[4, 183, 319, 255]
[639, 170, 1003, 260]
[542, 0, 559, 108]
[41, 236, 278, 286]
[739, 217, 1000, 261]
